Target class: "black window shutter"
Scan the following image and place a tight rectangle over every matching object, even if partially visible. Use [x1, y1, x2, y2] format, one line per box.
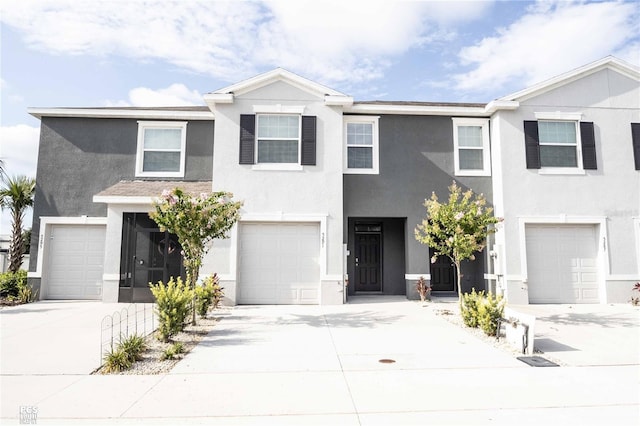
[301, 115, 317, 166]
[632, 123, 640, 170]
[239, 114, 255, 164]
[580, 122, 597, 170]
[524, 121, 540, 169]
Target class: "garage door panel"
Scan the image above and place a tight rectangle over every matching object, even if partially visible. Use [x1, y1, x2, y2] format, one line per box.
[300, 288, 318, 302]
[582, 288, 599, 299]
[238, 222, 320, 305]
[526, 224, 599, 304]
[46, 225, 106, 300]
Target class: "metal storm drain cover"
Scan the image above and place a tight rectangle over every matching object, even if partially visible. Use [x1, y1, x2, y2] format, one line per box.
[517, 356, 559, 367]
[378, 359, 396, 364]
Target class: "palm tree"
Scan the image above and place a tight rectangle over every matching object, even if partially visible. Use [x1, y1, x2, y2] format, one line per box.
[0, 175, 36, 273]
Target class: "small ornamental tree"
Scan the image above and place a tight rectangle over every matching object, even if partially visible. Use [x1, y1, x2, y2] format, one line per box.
[415, 181, 500, 304]
[150, 188, 242, 324]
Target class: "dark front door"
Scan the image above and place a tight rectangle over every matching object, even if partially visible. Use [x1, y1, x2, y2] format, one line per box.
[429, 247, 456, 292]
[120, 213, 184, 303]
[354, 224, 382, 292]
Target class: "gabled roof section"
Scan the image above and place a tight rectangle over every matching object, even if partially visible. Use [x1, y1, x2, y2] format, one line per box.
[203, 68, 353, 108]
[500, 56, 640, 102]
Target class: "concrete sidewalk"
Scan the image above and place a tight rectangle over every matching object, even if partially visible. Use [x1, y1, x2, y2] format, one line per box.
[1, 298, 639, 425]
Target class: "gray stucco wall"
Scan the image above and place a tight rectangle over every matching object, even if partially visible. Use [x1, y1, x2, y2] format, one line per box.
[344, 114, 493, 294]
[29, 117, 214, 272]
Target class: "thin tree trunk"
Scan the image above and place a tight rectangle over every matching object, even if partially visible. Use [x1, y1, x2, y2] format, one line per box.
[454, 259, 463, 305]
[9, 211, 24, 273]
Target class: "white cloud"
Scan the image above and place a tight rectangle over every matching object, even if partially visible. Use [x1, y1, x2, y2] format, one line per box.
[0, 125, 40, 235]
[1, 125, 39, 179]
[105, 83, 203, 107]
[1, 0, 492, 87]
[451, 0, 640, 96]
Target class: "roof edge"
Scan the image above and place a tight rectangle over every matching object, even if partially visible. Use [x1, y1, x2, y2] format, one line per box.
[28, 107, 214, 120]
[345, 102, 489, 117]
[499, 56, 640, 102]
[209, 68, 350, 99]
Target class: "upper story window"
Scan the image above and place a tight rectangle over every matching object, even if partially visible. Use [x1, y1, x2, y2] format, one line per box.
[524, 112, 596, 174]
[452, 118, 490, 176]
[256, 114, 300, 164]
[239, 111, 316, 170]
[538, 121, 578, 167]
[136, 121, 187, 177]
[344, 116, 379, 174]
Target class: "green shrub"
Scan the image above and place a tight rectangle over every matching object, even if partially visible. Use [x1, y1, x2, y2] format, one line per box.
[477, 292, 505, 336]
[17, 283, 38, 304]
[460, 289, 483, 328]
[103, 347, 132, 373]
[0, 270, 27, 300]
[195, 274, 224, 318]
[161, 342, 185, 360]
[150, 277, 194, 342]
[118, 334, 147, 362]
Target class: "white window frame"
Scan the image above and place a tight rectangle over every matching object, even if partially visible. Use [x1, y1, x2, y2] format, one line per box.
[344, 116, 380, 175]
[452, 117, 491, 176]
[135, 121, 187, 177]
[534, 112, 584, 175]
[254, 113, 301, 168]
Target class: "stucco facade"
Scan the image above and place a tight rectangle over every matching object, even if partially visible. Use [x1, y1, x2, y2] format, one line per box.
[491, 62, 640, 304]
[25, 57, 640, 305]
[202, 74, 348, 304]
[343, 114, 493, 299]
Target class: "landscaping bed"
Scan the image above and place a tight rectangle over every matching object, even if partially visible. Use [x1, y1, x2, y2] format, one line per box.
[94, 308, 228, 375]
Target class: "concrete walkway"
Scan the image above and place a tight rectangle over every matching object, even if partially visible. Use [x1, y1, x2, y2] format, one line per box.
[1, 298, 639, 425]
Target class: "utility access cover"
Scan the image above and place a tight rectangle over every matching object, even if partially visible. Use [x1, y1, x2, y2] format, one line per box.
[517, 356, 559, 367]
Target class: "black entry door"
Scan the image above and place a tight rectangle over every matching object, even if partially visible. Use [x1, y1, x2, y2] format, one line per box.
[354, 231, 382, 292]
[120, 213, 184, 303]
[429, 248, 456, 292]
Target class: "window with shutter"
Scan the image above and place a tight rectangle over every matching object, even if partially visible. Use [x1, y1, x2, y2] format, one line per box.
[240, 113, 316, 168]
[523, 118, 597, 173]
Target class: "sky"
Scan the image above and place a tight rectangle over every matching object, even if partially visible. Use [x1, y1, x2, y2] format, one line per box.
[1, 0, 639, 234]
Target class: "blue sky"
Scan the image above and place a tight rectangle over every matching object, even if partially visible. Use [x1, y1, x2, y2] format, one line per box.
[1, 0, 639, 233]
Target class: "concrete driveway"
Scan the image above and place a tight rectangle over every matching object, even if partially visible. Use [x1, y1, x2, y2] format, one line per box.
[507, 303, 640, 366]
[0, 301, 153, 375]
[1, 298, 639, 425]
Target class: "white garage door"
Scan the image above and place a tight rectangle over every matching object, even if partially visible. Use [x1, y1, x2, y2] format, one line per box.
[238, 222, 320, 304]
[46, 225, 106, 300]
[526, 224, 599, 304]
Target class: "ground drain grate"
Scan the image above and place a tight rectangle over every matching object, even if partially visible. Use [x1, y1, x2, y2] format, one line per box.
[378, 359, 396, 364]
[517, 356, 559, 367]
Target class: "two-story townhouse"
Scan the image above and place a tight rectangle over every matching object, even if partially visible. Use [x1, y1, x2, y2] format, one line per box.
[26, 108, 214, 302]
[25, 57, 639, 306]
[199, 69, 351, 305]
[489, 56, 640, 304]
[342, 103, 495, 298]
